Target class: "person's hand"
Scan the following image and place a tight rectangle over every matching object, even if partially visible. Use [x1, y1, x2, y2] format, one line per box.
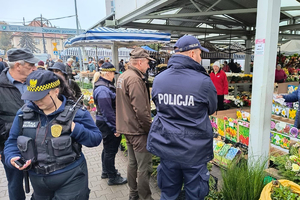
[10, 157, 31, 170]
[114, 133, 120, 137]
[276, 95, 283, 98]
[71, 122, 76, 132]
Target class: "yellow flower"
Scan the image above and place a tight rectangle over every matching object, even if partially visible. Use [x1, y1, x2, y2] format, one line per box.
[290, 110, 296, 119]
[247, 115, 251, 122]
[228, 118, 233, 122]
[282, 109, 286, 116]
[237, 111, 242, 119]
[296, 87, 298, 91]
[290, 155, 298, 160]
[292, 163, 300, 172]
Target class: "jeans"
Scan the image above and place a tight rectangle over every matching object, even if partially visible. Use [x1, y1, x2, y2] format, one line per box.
[1, 152, 25, 200]
[157, 159, 210, 200]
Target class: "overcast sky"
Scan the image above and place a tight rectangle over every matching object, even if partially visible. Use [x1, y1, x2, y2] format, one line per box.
[1, 0, 106, 30]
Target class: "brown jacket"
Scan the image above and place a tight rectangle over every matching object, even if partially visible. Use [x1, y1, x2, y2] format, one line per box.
[116, 66, 152, 135]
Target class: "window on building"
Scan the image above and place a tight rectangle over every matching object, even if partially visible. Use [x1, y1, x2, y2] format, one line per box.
[111, 8, 114, 12]
[34, 38, 40, 45]
[55, 39, 60, 45]
[111, 0, 114, 6]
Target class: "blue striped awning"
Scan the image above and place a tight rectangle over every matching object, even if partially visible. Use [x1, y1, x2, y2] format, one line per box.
[64, 27, 171, 48]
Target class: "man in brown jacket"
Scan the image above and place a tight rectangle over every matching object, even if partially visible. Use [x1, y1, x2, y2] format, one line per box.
[116, 47, 154, 200]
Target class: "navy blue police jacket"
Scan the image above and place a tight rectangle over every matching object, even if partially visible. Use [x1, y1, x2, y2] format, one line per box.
[4, 95, 102, 176]
[147, 54, 217, 165]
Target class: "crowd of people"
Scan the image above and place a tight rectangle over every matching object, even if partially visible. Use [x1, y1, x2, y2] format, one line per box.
[0, 35, 221, 200]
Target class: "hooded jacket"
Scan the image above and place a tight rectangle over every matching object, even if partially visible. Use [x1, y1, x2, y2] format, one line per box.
[0, 68, 24, 151]
[4, 95, 102, 175]
[147, 54, 217, 165]
[116, 66, 152, 135]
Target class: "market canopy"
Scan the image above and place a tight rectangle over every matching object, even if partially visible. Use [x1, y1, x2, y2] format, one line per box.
[141, 45, 157, 52]
[64, 27, 171, 49]
[280, 40, 300, 55]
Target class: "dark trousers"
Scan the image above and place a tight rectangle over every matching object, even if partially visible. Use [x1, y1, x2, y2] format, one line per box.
[30, 160, 90, 200]
[1, 152, 25, 200]
[157, 159, 209, 200]
[126, 135, 153, 200]
[96, 120, 121, 178]
[217, 95, 224, 110]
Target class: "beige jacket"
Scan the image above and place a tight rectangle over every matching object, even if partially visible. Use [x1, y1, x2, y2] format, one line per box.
[116, 66, 152, 135]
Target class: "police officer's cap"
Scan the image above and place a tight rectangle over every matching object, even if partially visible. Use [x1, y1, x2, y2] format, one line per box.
[48, 62, 68, 75]
[22, 70, 60, 101]
[174, 35, 209, 53]
[7, 48, 40, 64]
[101, 62, 119, 74]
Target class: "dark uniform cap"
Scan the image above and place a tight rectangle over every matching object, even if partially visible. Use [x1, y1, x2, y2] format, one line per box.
[130, 47, 155, 61]
[48, 62, 67, 75]
[21, 70, 60, 101]
[7, 48, 40, 64]
[174, 35, 209, 53]
[101, 62, 119, 74]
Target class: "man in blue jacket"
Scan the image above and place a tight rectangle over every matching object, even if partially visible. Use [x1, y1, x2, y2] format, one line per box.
[147, 35, 217, 200]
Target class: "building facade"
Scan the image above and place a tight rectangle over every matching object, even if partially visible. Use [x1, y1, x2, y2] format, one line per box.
[105, 0, 115, 16]
[11, 20, 70, 59]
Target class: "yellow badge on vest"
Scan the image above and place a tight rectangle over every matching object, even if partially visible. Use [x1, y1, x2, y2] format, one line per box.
[51, 124, 62, 137]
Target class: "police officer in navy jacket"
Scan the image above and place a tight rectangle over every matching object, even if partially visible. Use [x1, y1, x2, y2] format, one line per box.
[147, 35, 217, 200]
[4, 70, 102, 200]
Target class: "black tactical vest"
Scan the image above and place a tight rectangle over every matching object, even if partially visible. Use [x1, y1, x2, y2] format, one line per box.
[94, 78, 116, 116]
[17, 100, 82, 175]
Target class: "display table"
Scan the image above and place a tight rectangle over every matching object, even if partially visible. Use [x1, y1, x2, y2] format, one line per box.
[229, 83, 252, 97]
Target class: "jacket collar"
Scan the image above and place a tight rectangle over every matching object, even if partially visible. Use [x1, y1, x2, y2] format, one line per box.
[168, 54, 209, 77]
[0, 68, 16, 87]
[128, 65, 144, 78]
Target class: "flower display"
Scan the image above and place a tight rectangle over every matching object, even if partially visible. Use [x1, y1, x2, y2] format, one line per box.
[292, 164, 300, 172]
[275, 106, 281, 115]
[236, 110, 242, 119]
[270, 121, 276, 129]
[275, 123, 283, 132]
[281, 109, 287, 117]
[290, 127, 298, 138]
[289, 109, 297, 120]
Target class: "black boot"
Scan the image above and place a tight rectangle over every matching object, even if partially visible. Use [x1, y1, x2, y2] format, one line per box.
[101, 169, 120, 179]
[107, 175, 127, 186]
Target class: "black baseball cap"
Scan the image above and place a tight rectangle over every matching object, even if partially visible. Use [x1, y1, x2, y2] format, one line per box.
[48, 62, 68, 75]
[7, 48, 40, 64]
[22, 70, 60, 101]
[101, 62, 119, 74]
[174, 35, 209, 53]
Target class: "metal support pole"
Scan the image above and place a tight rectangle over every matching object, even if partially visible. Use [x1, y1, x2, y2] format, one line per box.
[244, 39, 252, 74]
[41, 14, 46, 54]
[248, 0, 281, 166]
[74, 0, 83, 72]
[112, 42, 119, 71]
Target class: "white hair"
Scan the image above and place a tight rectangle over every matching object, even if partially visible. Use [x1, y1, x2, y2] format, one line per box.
[7, 60, 25, 68]
[67, 58, 74, 62]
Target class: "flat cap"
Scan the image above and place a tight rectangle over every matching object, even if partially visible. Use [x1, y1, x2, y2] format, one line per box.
[7, 48, 40, 64]
[130, 47, 155, 61]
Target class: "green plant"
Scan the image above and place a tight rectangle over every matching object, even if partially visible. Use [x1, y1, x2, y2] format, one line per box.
[271, 181, 300, 200]
[120, 135, 128, 154]
[205, 176, 224, 200]
[221, 159, 267, 200]
[274, 143, 300, 184]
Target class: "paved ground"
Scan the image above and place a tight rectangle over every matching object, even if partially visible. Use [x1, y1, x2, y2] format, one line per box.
[0, 144, 162, 200]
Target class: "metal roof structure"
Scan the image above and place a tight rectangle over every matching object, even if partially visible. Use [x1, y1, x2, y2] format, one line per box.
[90, 0, 300, 46]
